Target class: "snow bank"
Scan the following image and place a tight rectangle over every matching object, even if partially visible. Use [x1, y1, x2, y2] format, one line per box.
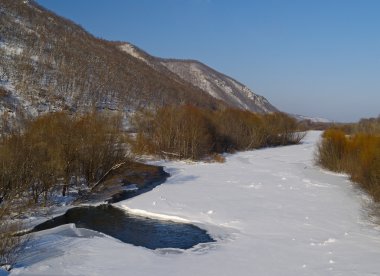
[117, 205, 191, 223]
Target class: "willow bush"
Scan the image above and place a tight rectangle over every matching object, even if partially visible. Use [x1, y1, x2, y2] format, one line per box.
[132, 106, 305, 160]
[317, 120, 380, 201]
[0, 111, 126, 206]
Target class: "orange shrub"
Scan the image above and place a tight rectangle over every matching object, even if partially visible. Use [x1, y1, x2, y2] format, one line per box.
[0, 112, 127, 205]
[317, 125, 380, 201]
[211, 109, 265, 151]
[349, 134, 380, 200]
[132, 106, 213, 159]
[132, 106, 305, 160]
[317, 129, 348, 171]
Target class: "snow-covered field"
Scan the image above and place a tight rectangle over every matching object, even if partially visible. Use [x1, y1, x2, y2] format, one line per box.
[10, 131, 380, 275]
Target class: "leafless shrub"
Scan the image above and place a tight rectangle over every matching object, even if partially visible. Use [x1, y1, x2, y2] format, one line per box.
[0, 206, 29, 271]
[0, 111, 128, 206]
[317, 126, 380, 201]
[132, 106, 305, 160]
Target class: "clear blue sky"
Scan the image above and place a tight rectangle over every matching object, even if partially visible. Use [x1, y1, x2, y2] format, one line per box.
[36, 0, 380, 122]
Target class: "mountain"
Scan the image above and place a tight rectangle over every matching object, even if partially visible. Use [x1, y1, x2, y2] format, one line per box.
[119, 43, 277, 113]
[0, 0, 277, 128]
[160, 60, 277, 113]
[291, 114, 331, 123]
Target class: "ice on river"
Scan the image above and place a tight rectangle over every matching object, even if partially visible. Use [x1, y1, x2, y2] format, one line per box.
[11, 131, 380, 276]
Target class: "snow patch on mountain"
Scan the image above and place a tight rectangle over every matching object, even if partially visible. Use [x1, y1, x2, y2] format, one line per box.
[161, 60, 277, 113]
[0, 42, 23, 56]
[119, 44, 149, 65]
[118, 42, 277, 113]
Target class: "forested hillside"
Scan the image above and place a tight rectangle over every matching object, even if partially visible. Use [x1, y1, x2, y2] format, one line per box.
[0, 0, 225, 129]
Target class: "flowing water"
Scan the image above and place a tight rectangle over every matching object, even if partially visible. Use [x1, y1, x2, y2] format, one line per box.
[32, 204, 214, 250]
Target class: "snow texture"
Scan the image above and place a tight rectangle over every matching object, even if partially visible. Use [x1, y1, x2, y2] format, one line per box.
[0, 43, 23, 56]
[119, 44, 149, 65]
[161, 60, 276, 113]
[118, 42, 276, 113]
[11, 131, 380, 276]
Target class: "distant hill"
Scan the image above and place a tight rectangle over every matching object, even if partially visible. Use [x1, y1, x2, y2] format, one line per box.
[119, 42, 277, 113]
[0, 0, 277, 128]
[291, 114, 331, 123]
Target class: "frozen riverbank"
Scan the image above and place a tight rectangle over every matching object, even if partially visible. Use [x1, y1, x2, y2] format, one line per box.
[11, 131, 380, 276]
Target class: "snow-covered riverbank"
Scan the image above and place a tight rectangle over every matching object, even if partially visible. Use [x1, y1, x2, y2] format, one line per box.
[11, 131, 380, 275]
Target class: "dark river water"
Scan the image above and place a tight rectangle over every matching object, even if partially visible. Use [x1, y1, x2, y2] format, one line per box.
[32, 204, 215, 250]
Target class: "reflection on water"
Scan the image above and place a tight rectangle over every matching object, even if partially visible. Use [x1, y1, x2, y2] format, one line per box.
[33, 205, 215, 250]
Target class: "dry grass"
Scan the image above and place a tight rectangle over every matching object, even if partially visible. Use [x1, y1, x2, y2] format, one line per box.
[211, 153, 226, 163]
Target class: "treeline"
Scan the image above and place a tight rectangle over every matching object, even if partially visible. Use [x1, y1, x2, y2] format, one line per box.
[132, 106, 305, 160]
[0, 107, 307, 204]
[0, 112, 126, 207]
[316, 116, 380, 201]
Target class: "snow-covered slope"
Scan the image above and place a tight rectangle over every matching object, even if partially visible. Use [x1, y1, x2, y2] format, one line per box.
[1, 0, 277, 129]
[12, 131, 380, 276]
[119, 43, 277, 113]
[160, 59, 277, 113]
[0, 0, 224, 126]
